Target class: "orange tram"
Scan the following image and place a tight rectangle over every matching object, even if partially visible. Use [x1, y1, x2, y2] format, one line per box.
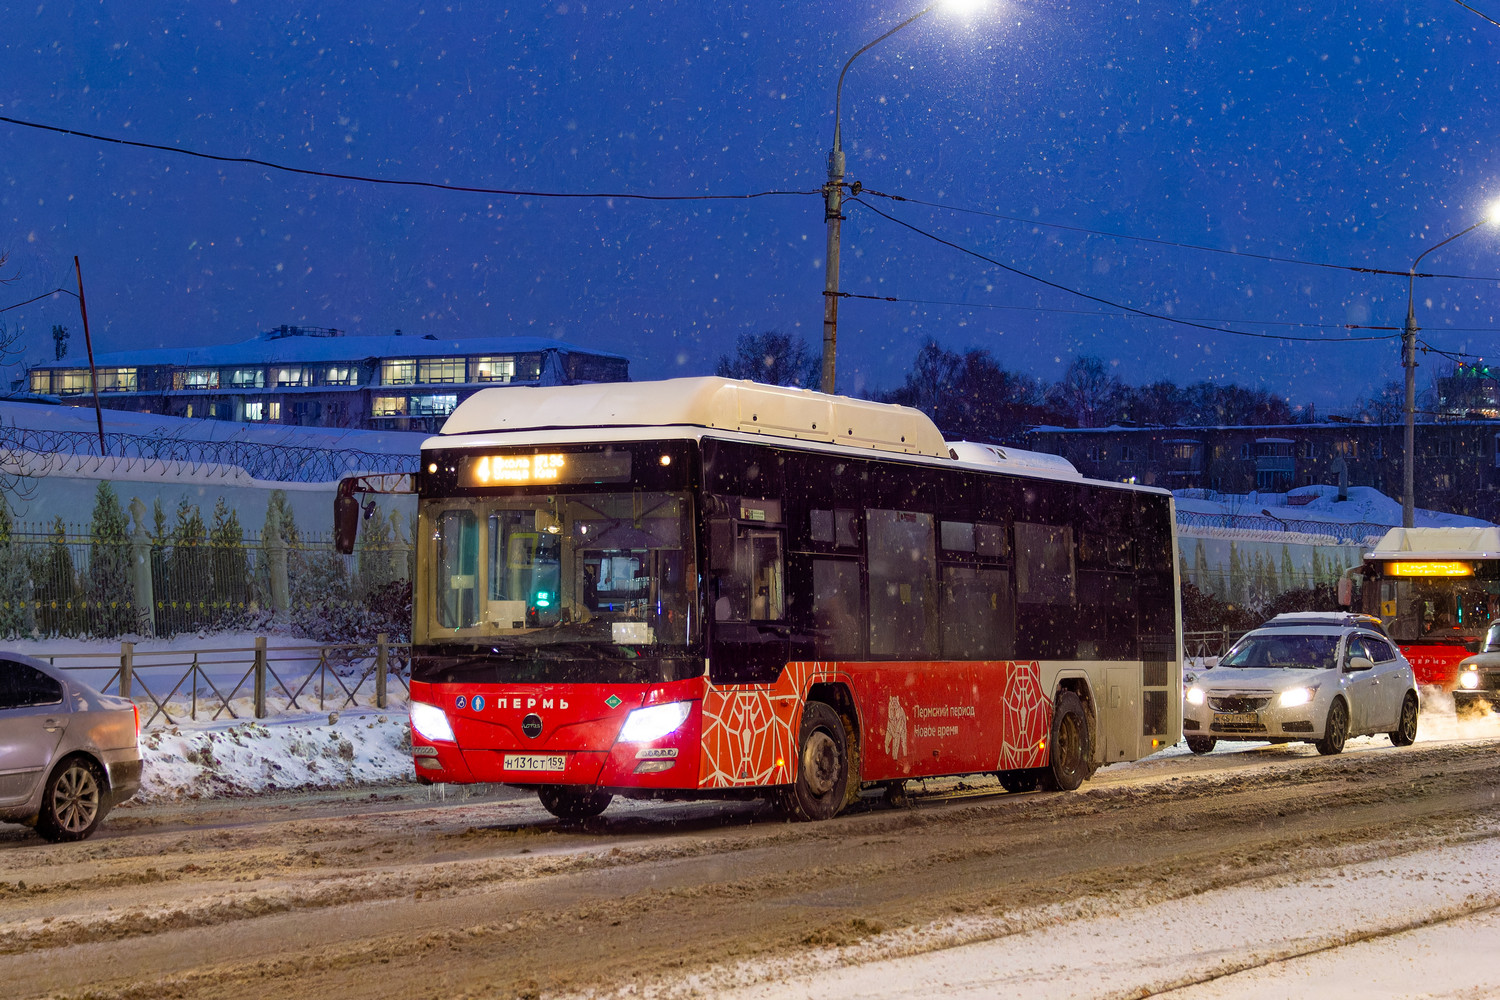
[339, 378, 1183, 820]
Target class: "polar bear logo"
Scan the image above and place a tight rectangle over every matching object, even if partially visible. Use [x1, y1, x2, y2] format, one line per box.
[884, 695, 909, 759]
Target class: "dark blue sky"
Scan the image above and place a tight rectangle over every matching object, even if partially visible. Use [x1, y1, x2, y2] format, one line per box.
[2, 2, 1497, 408]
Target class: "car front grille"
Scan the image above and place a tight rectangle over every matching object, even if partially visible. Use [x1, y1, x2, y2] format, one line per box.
[1209, 695, 1269, 713]
[1211, 721, 1268, 734]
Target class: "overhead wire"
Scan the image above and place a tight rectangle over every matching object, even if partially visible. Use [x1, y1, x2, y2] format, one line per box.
[0, 115, 817, 202]
[857, 187, 1500, 283]
[846, 197, 1400, 345]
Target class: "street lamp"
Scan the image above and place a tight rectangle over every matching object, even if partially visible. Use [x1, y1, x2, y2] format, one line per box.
[1400, 200, 1500, 528]
[821, 1, 987, 395]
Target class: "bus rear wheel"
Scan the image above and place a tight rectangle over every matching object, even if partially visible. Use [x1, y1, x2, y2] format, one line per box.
[537, 785, 613, 820]
[779, 701, 850, 821]
[1039, 691, 1091, 792]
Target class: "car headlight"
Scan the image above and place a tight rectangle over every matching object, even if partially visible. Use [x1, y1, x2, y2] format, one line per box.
[1186, 687, 1206, 706]
[410, 702, 456, 743]
[1459, 672, 1481, 690]
[1279, 686, 1317, 708]
[619, 701, 692, 742]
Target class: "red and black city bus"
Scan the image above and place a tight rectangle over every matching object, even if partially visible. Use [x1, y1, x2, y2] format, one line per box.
[1358, 526, 1500, 689]
[341, 377, 1182, 820]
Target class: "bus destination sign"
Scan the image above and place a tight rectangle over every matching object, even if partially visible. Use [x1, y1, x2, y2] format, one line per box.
[461, 451, 632, 487]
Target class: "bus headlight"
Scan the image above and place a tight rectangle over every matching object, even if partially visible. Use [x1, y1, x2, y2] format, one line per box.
[1185, 687, 1206, 706]
[410, 702, 456, 743]
[1279, 686, 1317, 708]
[1459, 671, 1481, 690]
[619, 701, 691, 742]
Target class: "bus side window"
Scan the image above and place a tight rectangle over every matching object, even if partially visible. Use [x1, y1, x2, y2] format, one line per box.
[812, 558, 862, 656]
[710, 521, 785, 622]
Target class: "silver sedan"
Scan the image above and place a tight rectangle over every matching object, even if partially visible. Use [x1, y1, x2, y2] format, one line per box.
[1, 653, 142, 841]
[1183, 625, 1419, 756]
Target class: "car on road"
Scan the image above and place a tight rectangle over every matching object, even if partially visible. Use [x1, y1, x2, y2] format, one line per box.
[1453, 622, 1500, 715]
[0, 653, 142, 841]
[1183, 617, 1418, 756]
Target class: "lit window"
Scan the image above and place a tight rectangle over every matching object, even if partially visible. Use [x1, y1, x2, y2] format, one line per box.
[273, 367, 307, 387]
[418, 358, 464, 383]
[245, 401, 264, 421]
[410, 394, 458, 417]
[371, 395, 408, 417]
[324, 365, 357, 386]
[267, 401, 282, 421]
[471, 355, 516, 383]
[381, 359, 417, 385]
[231, 368, 265, 388]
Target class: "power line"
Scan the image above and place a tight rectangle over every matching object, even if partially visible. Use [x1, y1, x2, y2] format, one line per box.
[837, 289, 1484, 334]
[0, 288, 76, 313]
[859, 186, 1500, 283]
[1450, 0, 1500, 29]
[0, 115, 818, 203]
[847, 198, 1400, 345]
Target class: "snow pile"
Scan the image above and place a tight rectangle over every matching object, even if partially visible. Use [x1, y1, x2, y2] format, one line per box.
[134, 709, 416, 802]
[1175, 484, 1491, 530]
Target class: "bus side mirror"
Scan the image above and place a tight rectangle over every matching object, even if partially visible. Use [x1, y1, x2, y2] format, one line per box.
[334, 495, 360, 554]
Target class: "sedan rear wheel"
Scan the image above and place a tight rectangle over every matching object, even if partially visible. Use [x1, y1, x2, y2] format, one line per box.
[1315, 699, 1349, 756]
[36, 757, 106, 843]
[1388, 692, 1419, 747]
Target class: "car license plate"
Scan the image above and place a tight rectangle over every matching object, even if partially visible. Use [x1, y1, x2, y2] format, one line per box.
[503, 753, 566, 772]
[1214, 712, 1258, 725]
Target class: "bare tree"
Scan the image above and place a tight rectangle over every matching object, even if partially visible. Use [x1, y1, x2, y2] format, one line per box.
[715, 331, 820, 389]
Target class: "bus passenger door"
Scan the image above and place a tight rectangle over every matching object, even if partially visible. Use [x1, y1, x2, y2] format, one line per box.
[1103, 666, 1139, 763]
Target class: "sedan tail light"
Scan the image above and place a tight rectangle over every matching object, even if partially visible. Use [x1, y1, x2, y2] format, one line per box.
[133, 703, 140, 738]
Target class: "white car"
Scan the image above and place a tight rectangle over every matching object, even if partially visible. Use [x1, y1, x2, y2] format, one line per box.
[1183, 620, 1419, 755]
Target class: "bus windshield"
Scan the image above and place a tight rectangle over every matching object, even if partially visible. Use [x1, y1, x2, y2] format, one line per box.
[1378, 577, 1499, 642]
[417, 490, 697, 649]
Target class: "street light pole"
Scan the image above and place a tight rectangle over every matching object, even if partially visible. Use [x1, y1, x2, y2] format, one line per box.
[1401, 212, 1497, 528]
[821, 6, 937, 396]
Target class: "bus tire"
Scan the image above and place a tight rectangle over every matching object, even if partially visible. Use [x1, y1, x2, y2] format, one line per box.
[996, 769, 1042, 793]
[1388, 691, 1419, 747]
[1315, 699, 1349, 756]
[779, 701, 850, 821]
[1039, 691, 1090, 792]
[537, 785, 613, 820]
[1186, 736, 1217, 755]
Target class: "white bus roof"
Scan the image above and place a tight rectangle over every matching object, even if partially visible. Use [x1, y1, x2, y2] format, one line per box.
[1367, 526, 1500, 561]
[435, 376, 950, 458]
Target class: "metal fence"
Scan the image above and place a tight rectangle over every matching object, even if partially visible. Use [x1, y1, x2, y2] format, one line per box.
[0, 424, 418, 483]
[0, 520, 411, 639]
[1175, 509, 1388, 545]
[1183, 628, 1247, 661]
[36, 637, 411, 729]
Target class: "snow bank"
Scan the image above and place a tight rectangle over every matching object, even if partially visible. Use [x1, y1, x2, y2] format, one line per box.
[134, 709, 416, 802]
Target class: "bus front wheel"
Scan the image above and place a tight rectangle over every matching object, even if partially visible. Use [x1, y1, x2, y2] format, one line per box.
[1040, 691, 1091, 792]
[538, 785, 613, 820]
[779, 701, 850, 821]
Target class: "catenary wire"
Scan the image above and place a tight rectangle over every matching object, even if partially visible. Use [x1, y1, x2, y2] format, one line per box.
[858, 186, 1500, 283]
[0, 115, 818, 202]
[846, 198, 1400, 344]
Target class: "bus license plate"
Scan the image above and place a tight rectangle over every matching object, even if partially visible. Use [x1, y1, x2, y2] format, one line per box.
[504, 753, 566, 772]
[1214, 712, 1258, 725]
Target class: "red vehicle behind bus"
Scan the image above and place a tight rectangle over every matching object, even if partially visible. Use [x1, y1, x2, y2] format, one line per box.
[1358, 526, 1500, 689]
[341, 378, 1183, 820]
